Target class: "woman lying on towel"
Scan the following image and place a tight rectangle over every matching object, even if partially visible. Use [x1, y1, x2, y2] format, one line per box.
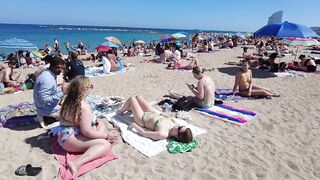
[116, 96, 193, 143]
[58, 76, 117, 177]
[167, 58, 199, 70]
[287, 54, 317, 72]
[232, 61, 280, 98]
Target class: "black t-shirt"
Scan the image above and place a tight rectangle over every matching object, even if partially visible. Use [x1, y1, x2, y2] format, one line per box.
[67, 59, 85, 80]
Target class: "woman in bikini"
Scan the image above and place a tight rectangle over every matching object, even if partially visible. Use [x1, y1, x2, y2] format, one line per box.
[167, 58, 199, 70]
[232, 61, 280, 97]
[57, 76, 117, 177]
[116, 96, 193, 143]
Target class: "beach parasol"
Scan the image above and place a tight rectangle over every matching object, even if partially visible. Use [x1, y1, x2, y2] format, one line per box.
[0, 38, 38, 66]
[159, 35, 176, 43]
[104, 36, 122, 45]
[134, 40, 146, 45]
[235, 32, 246, 39]
[282, 37, 320, 46]
[172, 33, 187, 39]
[101, 41, 119, 48]
[95, 45, 111, 52]
[282, 37, 320, 60]
[254, 21, 318, 38]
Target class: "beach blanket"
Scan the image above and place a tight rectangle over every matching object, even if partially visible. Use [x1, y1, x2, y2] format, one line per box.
[0, 102, 37, 127]
[194, 103, 257, 125]
[215, 89, 244, 102]
[85, 66, 134, 77]
[51, 138, 118, 180]
[105, 112, 207, 157]
[215, 89, 271, 101]
[273, 70, 307, 77]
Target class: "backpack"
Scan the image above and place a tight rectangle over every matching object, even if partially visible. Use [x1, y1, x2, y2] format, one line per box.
[172, 96, 196, 111]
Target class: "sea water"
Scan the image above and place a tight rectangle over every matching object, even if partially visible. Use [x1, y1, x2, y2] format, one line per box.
[0, 23, 236, 54]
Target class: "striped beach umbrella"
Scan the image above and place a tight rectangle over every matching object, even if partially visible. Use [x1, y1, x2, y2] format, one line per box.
[282, 37, 320, 46]
[172, 33, 187, 39]
[0, 38, 37, 50]
[101, 41, 119, 48]
[159, 35, 176, 43]
[134, 40, 146, 45]
[104, 36, 122, 46]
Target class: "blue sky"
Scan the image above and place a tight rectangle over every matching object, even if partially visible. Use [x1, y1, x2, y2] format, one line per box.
[1, 0, 319, 32]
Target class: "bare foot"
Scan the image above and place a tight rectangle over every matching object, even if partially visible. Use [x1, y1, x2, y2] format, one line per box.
[67, 160, 78, 178]
[116, 109, 125, 115]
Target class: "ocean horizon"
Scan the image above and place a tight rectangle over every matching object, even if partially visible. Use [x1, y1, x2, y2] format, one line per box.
[0, 23, 238, 54]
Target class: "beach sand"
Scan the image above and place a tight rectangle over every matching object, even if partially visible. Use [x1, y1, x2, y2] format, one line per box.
[0, 47, 320, 180]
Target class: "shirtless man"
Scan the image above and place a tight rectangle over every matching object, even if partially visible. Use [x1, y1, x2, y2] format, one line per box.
[289, 54, 317, 72]
[169, 66, 216, 108]
[0, 60, 22, 88]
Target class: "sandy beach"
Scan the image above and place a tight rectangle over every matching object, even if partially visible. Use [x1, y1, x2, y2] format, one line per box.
[0, 47, 320, 180]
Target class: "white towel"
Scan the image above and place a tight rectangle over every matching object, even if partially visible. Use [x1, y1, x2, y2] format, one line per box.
[106, 112, 207, 157]
[85, 67, 134, 77]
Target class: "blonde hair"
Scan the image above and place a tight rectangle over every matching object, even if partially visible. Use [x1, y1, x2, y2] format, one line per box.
[60, 76, 91, 125]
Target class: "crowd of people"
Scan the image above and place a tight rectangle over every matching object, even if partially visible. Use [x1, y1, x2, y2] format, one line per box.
[1, 33, 320, 178]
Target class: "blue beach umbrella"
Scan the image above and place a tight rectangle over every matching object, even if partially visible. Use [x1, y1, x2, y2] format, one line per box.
[101, 41, 120, 48]
[0, 38, 38, 50]
[254, 21, 318, 38]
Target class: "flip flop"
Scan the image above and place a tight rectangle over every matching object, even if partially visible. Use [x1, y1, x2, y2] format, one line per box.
[15, 164, 42, 176]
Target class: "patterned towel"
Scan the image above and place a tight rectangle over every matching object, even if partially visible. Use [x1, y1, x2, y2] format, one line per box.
[195, 103, 257, 125]
[0, 102, 37, 127]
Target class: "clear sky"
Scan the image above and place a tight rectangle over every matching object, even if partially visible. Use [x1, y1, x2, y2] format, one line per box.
[1, 0, 319, 32]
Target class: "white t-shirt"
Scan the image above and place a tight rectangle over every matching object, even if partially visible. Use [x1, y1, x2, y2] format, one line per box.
[102, 56, 111, 73]
[174, 50, 181, 60]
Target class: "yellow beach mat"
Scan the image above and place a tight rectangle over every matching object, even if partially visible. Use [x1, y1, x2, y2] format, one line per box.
[32, 50, 48, 59]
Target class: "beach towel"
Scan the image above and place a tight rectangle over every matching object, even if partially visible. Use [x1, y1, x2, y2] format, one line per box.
[85, 66, 134, 78]
[51, 138, 118, 180]
[215, 89, 271, 101]
[194, 103, 257, 125]
[273, 70, 307, 77]
[167, 139, 198, 154]
[106, 112, 207, 157]
[0, 102, 37, 127]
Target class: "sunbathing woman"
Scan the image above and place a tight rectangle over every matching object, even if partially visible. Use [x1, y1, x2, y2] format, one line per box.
[58, 76, 117, 177]
[232, 61, 280, 97]
[167, 58, 199, 70]
[116, 96, 193, 143]
[288, 54, 317, 72]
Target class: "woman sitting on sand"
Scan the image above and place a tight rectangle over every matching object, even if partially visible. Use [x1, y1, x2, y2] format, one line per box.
[117, 96, 193, 143]
[58, 76, 117, 177]
[232, 61, 280, 97]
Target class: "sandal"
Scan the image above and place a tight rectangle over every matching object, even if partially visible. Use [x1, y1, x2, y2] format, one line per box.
[15, 164, 42, 176]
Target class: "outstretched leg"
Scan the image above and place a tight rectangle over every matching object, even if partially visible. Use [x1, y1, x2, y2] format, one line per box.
[180, 59, 198, 70]
[135, 96, 157, 112]
[168, 89, 184, 99]
[116, 96, 144, 126]
[252, 85, 280, 96]
[61, 135, 111, 178]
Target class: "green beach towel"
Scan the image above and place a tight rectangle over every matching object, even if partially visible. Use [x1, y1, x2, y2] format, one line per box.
[167, 139, 198, 154]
